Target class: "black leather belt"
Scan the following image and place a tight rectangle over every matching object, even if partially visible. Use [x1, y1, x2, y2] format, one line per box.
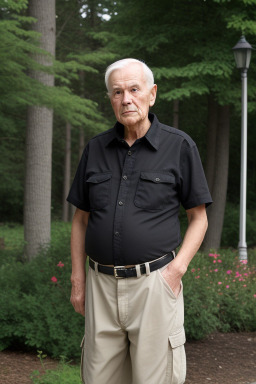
[89, 252, 175, 279]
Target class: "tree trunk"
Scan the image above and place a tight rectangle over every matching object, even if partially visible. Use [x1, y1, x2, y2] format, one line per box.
[62, 122, 71, 222]
[173, 99, 179, 129]
[205, 95, 218, 193]
[203, 105, 230, 250]
[24, 0, 56, 260]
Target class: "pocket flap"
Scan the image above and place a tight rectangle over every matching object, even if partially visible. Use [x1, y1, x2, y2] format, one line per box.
[140, 172, 174, 184]
[86, 172, 112, 184]
[168, 327, 186, 349]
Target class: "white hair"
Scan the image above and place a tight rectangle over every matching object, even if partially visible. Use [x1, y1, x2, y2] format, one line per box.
[105, 58, 154, 92]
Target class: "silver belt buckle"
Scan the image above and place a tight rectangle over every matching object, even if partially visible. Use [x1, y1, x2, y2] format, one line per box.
[114, 266, 125, 279]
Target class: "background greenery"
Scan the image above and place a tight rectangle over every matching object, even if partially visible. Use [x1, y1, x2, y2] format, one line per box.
[1, 1, 256, 380]
[0, 0, 256, 248]
[1, 223, 255, 362]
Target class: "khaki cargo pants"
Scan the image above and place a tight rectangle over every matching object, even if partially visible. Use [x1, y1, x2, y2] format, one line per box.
[81, 262, 186, 384]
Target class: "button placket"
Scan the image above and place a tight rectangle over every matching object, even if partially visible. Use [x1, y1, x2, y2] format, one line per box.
[113, 146, 137, 266]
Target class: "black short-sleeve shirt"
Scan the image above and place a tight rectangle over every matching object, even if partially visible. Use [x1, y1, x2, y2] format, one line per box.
[67, 113, 212, 266]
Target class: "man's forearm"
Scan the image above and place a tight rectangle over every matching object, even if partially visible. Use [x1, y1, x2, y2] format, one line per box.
[175, 204, 208, 273]
[70, 208, 90, 316]
[162, 204, 208, 297]
[71, 213, 88, 280]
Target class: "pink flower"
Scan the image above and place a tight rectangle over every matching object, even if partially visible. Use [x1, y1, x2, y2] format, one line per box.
[241, 260, 248, 265]
[213, 260, 217, 264]
[226, 270, 232, 275]
[243, 285, 247, 287]
[254, 294, 256, 298]
[244, 273, 248, 276]
[226, 285, 230, 289]
[51, 276, 58, 283]
[57, 261, 64, 268]
[209, 253, 220, 258]
[218, 282, 222, 285]
[191, 268, 195, 273]
[195, 275, 200, 279]
[217, 259, 222, 263]
[214, 269, 218, 272]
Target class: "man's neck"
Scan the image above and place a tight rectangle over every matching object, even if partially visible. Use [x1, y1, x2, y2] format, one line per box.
[124, 118, 151, 147]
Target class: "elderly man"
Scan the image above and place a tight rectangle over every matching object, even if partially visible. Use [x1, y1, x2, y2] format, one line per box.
[67, 58, 212, 384]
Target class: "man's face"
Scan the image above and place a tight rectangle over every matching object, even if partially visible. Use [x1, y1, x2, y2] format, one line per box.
[108, 63, 157, 129]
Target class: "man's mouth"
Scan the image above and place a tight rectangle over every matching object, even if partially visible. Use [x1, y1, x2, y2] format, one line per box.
[122, 110, 136, 115]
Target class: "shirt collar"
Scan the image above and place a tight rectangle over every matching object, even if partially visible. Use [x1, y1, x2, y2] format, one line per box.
[106, 113, 160, 150]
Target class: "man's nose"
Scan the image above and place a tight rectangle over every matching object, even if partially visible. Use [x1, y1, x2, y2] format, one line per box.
[122, 90, 132, 105]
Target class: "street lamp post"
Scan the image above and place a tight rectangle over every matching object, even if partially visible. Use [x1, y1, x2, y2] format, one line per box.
[232, 36, 252, 262]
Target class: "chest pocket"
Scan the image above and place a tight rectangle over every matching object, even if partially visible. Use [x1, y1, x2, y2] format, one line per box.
[86, 172, 112, 210]
[134, 171, 175, 211]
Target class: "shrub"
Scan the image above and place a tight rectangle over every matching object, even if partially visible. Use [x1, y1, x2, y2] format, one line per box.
[183, 250, 256, 339]
[0, 223, 84, 359]
[221, 203, 256, 248]
[31, 362, 81, 384]
[0, 223, 256, 359]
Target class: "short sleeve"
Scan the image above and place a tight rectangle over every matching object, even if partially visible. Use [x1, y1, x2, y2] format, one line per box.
[66, 147, 90, 211]
[179, 141, 212, 210]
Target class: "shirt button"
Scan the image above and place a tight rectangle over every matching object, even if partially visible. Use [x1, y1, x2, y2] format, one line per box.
[118, 201, 124, 206]
[122, 175, 127, 180]
[128, 150, 132, 156]
[155, 177, 160, 182]
[115, 231, 120, 236]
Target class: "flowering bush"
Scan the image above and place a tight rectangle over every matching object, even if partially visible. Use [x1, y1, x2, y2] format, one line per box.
[0, 222, 255, 358]
[0, 225, 84, 360]
[183, 250, 256, 340]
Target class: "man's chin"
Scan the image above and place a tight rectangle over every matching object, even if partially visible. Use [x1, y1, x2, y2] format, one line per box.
[120, 116, 139, 126]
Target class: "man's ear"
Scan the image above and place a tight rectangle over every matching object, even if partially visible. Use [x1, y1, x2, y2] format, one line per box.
[149, 84, 157, 107]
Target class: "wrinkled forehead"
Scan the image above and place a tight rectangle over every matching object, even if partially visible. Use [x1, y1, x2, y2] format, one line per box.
[108, 63, 146, 89]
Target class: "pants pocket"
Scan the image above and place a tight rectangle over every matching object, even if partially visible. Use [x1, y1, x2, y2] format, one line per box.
[166, 327, 186, 384]
[80, 335, 85, 384]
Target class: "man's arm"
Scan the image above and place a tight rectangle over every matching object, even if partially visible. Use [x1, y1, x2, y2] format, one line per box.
[162, 204, 208, 297]
[70, 208, 90, 316]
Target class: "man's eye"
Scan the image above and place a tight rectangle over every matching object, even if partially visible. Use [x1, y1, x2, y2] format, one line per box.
[115, 90, 121, 95]
[131, 88, 138, 92]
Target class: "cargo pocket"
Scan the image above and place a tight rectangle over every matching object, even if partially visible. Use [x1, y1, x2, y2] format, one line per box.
[166, 327, 186, 384]
[134, 171, 175, 210]
[86, 172, 112, 210]
[80, 335, 85, 384]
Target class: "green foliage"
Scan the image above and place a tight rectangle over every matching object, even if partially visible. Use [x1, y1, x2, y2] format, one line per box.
[31, 362, 80, 384]
[0, 0, 28, 12]
[0, 1, 115, 221]
[184, 250, 256, 340]
[221, 203, 256, 248]
[0, 222, 84, 359]
[1, 223, 256, 359]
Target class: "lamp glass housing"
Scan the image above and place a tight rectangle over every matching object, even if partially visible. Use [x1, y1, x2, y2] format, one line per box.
[233, 48, 252, 69]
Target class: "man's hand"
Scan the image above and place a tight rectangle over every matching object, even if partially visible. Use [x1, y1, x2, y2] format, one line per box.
[161, 257, 187, 298]
[70, 278, 85, 316]
[161, 204, 208, 297]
